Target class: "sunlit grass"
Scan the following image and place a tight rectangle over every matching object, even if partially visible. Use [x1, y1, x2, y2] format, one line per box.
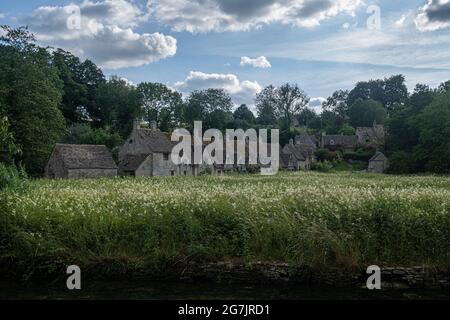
[1, 172, 449, 278]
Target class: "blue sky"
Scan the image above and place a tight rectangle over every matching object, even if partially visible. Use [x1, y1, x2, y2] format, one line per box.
[1, 0, 450, 111]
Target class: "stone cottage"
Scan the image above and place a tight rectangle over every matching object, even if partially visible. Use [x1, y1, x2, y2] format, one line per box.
[119, 120, 207, 177]
[321, 133, 358, 151]
[368, 151, 389, 173]
[119, 120, 190, 177]
[45, 144, 117, 179]
[356, 121, 385, 145]
[295, 133, 318, 150]
[281, 139, 315, 170]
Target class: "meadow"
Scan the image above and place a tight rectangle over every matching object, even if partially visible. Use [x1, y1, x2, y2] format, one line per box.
[1, 172, 450, 279]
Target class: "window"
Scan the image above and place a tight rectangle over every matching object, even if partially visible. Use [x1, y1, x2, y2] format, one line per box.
[171, 170, 175, 176]
[163, 153, 169, 161]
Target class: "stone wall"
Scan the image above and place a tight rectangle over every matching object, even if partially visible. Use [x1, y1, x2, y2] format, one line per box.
[67, 169, 117, 179]
[135, 156, 153, 177]
[45, 151, 67, 179]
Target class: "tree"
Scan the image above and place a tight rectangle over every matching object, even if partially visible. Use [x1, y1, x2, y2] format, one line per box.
[409, 84, 434, 113]
[233, 104, 255, 123]
[184, 89, 233, 131]
[0, 26, 66, 174]
[322, 90, 349, 116]
[275, 83, 309, 129]
[348, 99, 387, 127]
[0, 116, 21, 163]
[348, 75, 408, 112]
[256, 85, 277, 126]
[339, 123, 356, 136]
[76, 59, 106, 124]
[137, 82, 183, 132]
[95, 76, 140, 137]
[297, 108, 319, 127]
[53, 49, 89, 123]
[414, 91, 450, 173]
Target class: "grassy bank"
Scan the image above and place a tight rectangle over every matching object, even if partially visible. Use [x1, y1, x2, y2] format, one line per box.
[1, 172, 450, 279]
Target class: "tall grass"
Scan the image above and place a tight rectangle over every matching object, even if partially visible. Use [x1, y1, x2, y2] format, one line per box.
[1, 172, 449, 279]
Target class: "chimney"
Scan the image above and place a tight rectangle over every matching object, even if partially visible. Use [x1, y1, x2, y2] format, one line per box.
[133, 119, 141, 131]
[150, 120, 157, 131]
[289, 138, 294, 146]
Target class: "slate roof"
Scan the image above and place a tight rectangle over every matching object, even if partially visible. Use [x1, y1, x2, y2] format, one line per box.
[137, 128, 175, 153]
[369, 151, 388, 162]
[322, 135, 358, 148]
[283, 143, 315, 161]
[295, 134, 318, 148]
[53, 144, 117, 170]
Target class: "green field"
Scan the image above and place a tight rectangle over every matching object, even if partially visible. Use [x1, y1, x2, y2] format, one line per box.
[1, 172, 450, 279]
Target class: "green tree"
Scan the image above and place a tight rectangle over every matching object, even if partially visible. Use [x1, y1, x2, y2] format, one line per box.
[0, 116, 21, 162]
[137, 82, 183, 132]
[255, 85, 278, 126]
[414, 91, 450, 173]
[348, 99, 387, 127]
[348, 75, 408, 112]
[184, 89, 233, 131]
[53, 49, 89, 123]
[233, 104, 255, 123]
[339, 123, 356, 136]
[0, 26, 66, 174]
[322, 90, 349, 117]
[95, 76, 140, 137]
[297, 107, 319, 127]
[275, 83, 309, 129]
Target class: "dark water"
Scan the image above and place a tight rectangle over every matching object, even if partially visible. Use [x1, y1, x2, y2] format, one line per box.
[1, 280, 450, 300]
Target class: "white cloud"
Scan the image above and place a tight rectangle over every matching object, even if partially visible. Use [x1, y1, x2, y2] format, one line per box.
[174, 71, 262, 105]
[308, 97, 326, 113]
[395, 14, 408, 27]
[152, 0, 364, 33]
[240, 56, 272, 68]
[415, 0, 450, 32]
[25, 0, 177, 69]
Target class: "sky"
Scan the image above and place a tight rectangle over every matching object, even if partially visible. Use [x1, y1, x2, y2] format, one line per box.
[1, 0, 450, 112]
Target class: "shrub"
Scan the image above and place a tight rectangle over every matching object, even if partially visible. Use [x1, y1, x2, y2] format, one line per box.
[0, 163, 27, 190]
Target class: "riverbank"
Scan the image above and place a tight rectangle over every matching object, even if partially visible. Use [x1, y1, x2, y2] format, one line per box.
[2, 278, 450, 300]
[1, 172, 449, 285]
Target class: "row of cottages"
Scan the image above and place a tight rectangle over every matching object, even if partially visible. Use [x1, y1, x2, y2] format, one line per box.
[321, 121, 386, 151]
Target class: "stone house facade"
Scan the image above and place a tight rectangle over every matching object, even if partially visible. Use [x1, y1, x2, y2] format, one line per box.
[368, 151, 389, 173]
[280, 139, 315, 170]
[119, 121, 189, 177]
[45, 144, 117, 179]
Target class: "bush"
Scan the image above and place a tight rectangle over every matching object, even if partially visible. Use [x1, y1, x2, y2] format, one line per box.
[311, 160, 333, 172]
[0, 163, 27, 190]
[315, 149, 340, 162]
[343, 151, 375, 162]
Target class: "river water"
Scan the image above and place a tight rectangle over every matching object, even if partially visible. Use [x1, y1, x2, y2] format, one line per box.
[1, 280, 450, 300]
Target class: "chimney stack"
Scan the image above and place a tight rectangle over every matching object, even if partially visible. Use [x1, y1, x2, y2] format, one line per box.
[133, 119, 141, 131]
[150, 120, 157, 131]
[289, 138, 294, 146]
